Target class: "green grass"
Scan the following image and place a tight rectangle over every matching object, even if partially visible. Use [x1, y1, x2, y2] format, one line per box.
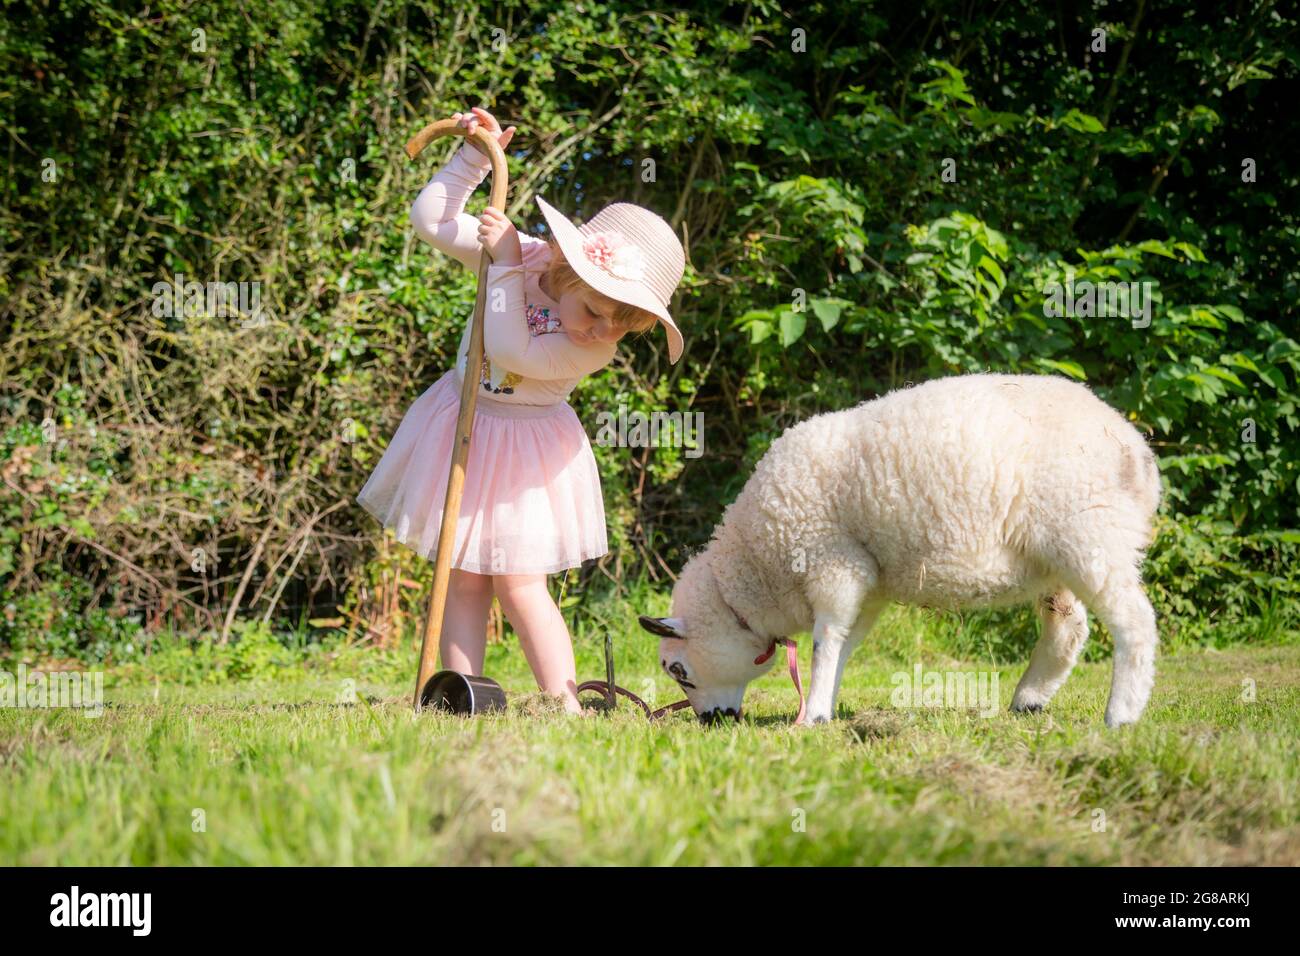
[2, 603, 1298, 865]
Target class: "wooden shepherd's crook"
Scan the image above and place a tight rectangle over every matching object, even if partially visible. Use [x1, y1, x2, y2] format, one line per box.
[403, 117, 510, 710]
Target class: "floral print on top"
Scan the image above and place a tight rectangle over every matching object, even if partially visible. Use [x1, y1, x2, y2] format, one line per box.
[526, 302, 564, 336]
[480, 303, 565, 394]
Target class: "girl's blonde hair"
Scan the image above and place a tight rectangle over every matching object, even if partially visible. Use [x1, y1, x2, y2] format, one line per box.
[544, 238, 660, 335]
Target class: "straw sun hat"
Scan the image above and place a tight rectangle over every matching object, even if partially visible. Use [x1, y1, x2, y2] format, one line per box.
[534, 195, 686, 364]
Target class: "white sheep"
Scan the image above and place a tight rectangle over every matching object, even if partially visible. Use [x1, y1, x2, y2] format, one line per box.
[640, 373, 1162, 727]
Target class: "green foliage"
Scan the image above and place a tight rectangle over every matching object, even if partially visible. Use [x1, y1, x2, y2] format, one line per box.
[1, 0, 1297, 658]
[0, 569, 146, 664]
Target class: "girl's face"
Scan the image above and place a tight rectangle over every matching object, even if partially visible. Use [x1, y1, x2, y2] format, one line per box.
[557, 288, 629, 347]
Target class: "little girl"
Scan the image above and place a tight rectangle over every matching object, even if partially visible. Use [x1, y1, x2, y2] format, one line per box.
[357, 106, 687, 714]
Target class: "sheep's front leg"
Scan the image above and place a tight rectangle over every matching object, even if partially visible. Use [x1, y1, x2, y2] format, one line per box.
[800, 542, 880, 725]
[805, 601, 885, 724]
[805, 615, 855, 725]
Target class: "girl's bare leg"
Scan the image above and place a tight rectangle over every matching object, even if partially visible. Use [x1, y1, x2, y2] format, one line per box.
[493, 572, 582, 713]
[438, 568, 495, 676]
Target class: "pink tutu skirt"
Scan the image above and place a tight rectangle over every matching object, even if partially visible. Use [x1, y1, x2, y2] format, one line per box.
[356, 368, 608, 575]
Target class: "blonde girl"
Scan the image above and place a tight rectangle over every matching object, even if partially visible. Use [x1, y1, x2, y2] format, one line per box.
[358, 107, 687, 713]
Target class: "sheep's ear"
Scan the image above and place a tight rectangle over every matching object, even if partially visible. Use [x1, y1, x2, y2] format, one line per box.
[638, 615, 686, 639]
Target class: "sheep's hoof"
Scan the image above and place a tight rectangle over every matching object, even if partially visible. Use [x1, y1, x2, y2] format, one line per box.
[1010, 700, 1044, 714]
[1104, 695, 1148, 727]
[1104, 709, 1139, 729]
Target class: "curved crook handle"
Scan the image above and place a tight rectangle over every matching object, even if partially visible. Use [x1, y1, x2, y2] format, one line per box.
[404, 117, 509, 210]
[405, 116, 510, 712]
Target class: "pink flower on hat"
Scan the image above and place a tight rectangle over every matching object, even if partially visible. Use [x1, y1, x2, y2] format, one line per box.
[582, 230, 647, 282]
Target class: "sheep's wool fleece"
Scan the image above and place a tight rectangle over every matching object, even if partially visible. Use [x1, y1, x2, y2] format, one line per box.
[700, 373, 1160, 621]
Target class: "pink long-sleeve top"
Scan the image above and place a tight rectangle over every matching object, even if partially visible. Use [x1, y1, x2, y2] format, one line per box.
[409, 143, 618, 405]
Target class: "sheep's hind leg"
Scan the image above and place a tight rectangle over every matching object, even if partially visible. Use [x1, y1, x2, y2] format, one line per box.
[1011, 589, 1089, 714]
[1091, 575, 1158, 728]
[1052, 553, 1157, 727]
[1030, 523, 1158, 726]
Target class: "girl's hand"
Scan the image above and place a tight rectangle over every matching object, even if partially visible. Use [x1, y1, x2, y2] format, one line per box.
[454, 107, 516, 158]
[478, 206, 522, 265]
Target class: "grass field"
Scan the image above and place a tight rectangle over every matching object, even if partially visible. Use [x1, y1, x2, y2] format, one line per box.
[2, 603, 1297, 866]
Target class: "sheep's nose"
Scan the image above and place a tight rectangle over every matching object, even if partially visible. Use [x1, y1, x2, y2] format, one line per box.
[699, 707, 741, 725]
